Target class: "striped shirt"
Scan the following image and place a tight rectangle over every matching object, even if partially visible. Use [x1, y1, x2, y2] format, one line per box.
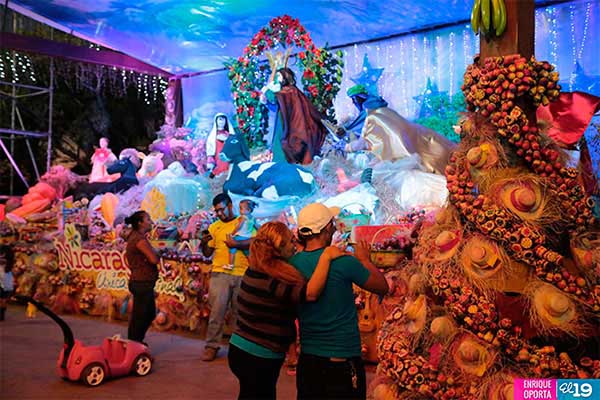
[234, 268, 306, 353]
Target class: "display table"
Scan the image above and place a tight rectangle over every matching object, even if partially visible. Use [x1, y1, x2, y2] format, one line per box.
[12, 236, 213, 334]
[10, 229, 404, 360]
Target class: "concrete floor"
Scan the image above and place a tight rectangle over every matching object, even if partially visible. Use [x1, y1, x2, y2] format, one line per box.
[0, 304, 375, 399]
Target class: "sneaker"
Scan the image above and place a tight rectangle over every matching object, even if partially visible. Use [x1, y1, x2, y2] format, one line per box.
[201, 346, 218, 361]
[222, 263, 234, 271]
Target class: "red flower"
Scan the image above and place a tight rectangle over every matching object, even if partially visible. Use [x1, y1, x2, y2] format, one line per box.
[248, 106, 255, 117]
[298, 51, 306, 60]
[308, 85, 318, 96]
[303, 69, 315, 79]
[325, 83, 332, 92]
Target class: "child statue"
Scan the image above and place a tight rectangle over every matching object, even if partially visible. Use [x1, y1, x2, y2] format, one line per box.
[89, 137, 118, 183]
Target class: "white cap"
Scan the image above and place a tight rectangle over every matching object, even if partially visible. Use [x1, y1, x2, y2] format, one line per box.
[297, 203, 340, 235]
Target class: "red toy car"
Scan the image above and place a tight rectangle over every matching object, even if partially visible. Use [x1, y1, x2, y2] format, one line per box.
[18, 296, 152, 386]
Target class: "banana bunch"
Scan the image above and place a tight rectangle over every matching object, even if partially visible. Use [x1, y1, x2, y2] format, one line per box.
[471, 0, 507, 38]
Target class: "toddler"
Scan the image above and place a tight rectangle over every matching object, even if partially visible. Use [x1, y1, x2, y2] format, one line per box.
[226, 200, 257, 269]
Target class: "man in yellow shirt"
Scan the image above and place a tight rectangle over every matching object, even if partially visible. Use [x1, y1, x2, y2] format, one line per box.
[200, 193, 251, 361]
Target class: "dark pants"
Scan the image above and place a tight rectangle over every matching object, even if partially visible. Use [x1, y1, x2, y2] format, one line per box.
[228, 344, 285, 400]
[296, 353, 366, 400]
[127, 281, 156, 343]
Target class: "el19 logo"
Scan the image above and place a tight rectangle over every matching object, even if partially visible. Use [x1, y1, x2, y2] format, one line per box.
[557, 380, 598, 399]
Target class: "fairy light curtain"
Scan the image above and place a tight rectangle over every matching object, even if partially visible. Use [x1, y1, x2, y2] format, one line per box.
[0, 50, 169, 104]
[334, 1, 599, 122]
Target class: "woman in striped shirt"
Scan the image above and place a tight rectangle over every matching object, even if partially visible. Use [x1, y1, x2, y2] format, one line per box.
[228, 221, 344, 400]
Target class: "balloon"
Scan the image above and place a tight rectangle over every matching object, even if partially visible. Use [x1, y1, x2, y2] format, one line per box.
[100, 192, 119, 227]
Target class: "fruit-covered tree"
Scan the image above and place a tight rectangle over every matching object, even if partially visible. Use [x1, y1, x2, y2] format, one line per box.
[373, 1, 599, 398]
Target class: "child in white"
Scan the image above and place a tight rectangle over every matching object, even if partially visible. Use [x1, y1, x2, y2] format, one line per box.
[226, 200, 257, 269]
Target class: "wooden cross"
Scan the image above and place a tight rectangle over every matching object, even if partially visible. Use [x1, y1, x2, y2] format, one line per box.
[480, 0, 534, 59]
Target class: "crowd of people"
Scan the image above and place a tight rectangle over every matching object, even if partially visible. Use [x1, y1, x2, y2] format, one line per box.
[118, 191, 388, 399]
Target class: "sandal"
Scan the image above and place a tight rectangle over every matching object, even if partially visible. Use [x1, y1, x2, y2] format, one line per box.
[286, 363, 297, 376]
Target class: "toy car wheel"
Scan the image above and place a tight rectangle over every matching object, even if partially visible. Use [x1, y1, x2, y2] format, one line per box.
[132, 353, 152, 376]
[81, 363, 105, 386]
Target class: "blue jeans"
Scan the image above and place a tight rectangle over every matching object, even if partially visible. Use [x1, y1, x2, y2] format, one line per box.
[205, 272, 243, 349]
[229, 235, 250, 257]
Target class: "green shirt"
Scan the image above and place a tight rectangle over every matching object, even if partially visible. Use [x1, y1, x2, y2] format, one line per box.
[289, 249, 370, 358]
[229, 333, 285, 359]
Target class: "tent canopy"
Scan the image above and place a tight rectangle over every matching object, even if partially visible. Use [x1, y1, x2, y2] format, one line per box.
[6, 0, 565, 74]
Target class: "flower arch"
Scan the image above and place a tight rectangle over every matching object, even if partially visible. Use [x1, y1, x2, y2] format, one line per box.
[226, 15, 344, 147]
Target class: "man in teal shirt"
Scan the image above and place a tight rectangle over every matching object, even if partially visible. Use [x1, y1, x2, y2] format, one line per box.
[290, 203, 388, 399]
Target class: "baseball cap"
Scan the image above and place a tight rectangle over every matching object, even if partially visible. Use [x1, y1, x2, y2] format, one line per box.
[297, 203, 340, 235]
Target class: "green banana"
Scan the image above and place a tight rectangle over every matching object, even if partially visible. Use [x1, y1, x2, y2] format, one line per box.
[495, 0, 507, 36]
[471, 0, 481, 34]
[491, 0, 502, 34]
[480, 0, 491, 35]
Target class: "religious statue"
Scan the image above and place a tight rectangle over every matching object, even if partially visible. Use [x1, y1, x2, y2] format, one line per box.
[260, 67, 327, 164]
[340, 85, 456, 175]
[89, 137, 118, 183]
[206, 113, 235, 176]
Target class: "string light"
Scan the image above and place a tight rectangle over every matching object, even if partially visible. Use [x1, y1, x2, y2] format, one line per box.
[11, 53, 19, 83]
[399, 39, 408, 116]
[534, 9, 541, 50]
[463, 27, 470, 74]
[577, 1, 591, 61]
[569, 4, 577, 90]
[25, 54, 36, 82]
[435, 35, 442, 95]
[423, 36, 430, 81]
[449, 32, 455, 99]
[0, 52, 5, 79]
[411, 36, 418, 117]
[547, 7, 558, 67]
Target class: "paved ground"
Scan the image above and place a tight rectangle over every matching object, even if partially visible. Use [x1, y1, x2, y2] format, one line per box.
[0, 304, 375, 399]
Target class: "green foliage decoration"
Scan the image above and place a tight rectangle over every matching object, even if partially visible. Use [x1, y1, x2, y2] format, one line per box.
[226, 15, 343, 147]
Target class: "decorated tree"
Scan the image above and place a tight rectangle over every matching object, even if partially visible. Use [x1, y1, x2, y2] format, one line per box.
[373, 1, 599, 399]
[226, 15, 343, 147]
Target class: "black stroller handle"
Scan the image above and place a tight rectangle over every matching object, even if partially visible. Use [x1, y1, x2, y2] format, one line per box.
[15, 295, 75, 368]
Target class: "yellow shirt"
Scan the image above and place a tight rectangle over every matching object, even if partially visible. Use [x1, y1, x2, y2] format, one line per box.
[208, 217, 250, 276]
